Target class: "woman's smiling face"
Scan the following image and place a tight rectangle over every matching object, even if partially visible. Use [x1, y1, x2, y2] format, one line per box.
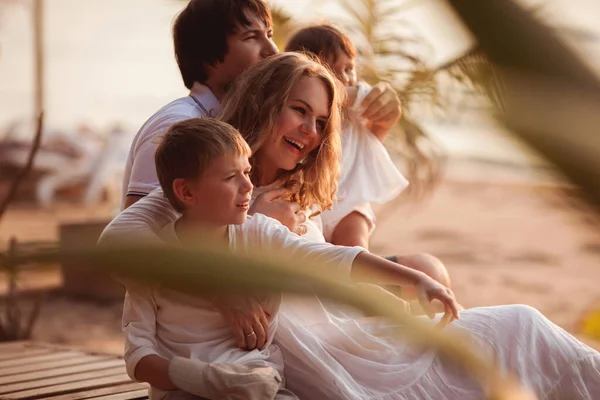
[254, 75, 331, 185]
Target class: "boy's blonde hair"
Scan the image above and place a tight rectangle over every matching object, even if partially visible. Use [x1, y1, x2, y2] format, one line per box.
[219, 52, 343, 213]
[155, 118, 251, 211]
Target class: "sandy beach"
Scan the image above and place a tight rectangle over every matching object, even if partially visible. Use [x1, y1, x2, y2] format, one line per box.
[1, 158, 599, 355]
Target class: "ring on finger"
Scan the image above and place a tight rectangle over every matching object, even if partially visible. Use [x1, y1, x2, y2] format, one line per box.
[245, 330, 256, 337]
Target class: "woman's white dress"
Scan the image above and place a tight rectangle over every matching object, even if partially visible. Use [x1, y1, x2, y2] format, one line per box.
[101, 105, 600, 398]
[250, 180, 600, 399]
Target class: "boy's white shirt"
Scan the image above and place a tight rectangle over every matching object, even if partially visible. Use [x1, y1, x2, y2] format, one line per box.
[117, 211, 365, 388]
[120, 82, 220, 210]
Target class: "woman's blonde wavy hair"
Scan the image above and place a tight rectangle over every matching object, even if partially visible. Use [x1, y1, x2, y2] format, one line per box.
[219, 52, 344, 213]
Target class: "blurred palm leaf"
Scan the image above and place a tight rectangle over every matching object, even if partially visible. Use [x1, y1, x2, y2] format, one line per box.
[437, 1, 597, 113]
[268, 3, 297, 51]
[444, 0, 600, 210]
[442, 51, 505, 111]
[3, 242, 534, 399]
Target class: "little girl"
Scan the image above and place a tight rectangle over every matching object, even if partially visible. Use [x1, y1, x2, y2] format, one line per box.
[286, 24, 409, 246]
[285, 24, 450, 292]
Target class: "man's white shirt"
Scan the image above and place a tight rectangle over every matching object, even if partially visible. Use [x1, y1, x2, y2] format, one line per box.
[120, 82, 221, 210]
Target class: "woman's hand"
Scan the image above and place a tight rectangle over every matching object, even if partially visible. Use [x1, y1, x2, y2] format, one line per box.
[249, 188, 307, 235]
[415, 276, 461, 328]
[211, 293, 271, 350]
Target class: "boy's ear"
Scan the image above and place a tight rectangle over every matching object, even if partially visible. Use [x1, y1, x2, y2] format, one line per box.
[172, 178, 194, 208]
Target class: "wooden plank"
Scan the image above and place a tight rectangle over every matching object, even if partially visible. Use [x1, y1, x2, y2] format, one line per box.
[43, 383, 148, 400]
[0, 341, 31, 351]
[17, 341, 111, 355]
[90, 388, 149, 400]
[0, 366, 126, 394]
[0, 352, 84, 368]
[3, 373, 134, 399]
[0, 359, 125, 385]
[0, 343, 45, 355]
[0, 348, 53, 362]
[0, 355, 113, 377]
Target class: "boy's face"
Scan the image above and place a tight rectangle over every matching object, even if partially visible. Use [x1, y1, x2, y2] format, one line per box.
[214, 12, 278, 87]
[330, 52, 357, 86]
[181, 154, 253, 226]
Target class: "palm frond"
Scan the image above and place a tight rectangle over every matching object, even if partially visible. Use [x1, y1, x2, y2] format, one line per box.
[2, 242, 534, 399]
[441, 51, 505, 110]
[443, 0, 600, 211]
[268, 3, 297, 49]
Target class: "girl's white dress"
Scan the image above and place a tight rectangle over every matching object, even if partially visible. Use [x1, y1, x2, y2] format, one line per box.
[320, 84, 409, 241]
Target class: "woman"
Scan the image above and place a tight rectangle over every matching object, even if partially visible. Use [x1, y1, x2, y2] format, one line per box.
[220, 52, 600, 399]
[105, 52, 600, 399]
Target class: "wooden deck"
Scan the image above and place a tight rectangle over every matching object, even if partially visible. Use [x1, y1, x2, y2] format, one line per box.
[0, 341, 148, 400]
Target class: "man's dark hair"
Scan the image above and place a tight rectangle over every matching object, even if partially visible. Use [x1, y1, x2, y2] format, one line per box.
[173, 0, 272, 89]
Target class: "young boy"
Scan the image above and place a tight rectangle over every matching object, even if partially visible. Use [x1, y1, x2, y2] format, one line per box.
[105, 118, 459, 399]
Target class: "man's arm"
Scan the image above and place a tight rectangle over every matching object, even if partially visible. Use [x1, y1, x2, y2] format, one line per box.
[124, 194, 145, 209]
[99, 189, 180, 247]
[125, 114, 191, 207]
[125, 134, 161, 204]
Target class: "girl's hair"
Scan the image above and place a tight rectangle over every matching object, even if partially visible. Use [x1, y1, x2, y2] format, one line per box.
[285, 24, 356, 64]
[219, 52, 344, 212]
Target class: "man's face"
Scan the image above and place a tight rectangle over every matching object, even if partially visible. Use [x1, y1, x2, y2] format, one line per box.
[216, 13, 278, 87]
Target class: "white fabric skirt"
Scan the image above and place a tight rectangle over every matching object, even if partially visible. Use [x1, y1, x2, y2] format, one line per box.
[275, 303, 600, 399]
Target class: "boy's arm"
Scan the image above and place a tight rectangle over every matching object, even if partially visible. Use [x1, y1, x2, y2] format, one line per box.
[255, 215, 460, 320]
[122, 282, 174, 389]
[134, 355, 176, 390]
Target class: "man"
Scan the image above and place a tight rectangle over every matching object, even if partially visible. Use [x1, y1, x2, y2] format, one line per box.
[122, 0, 277, 209]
